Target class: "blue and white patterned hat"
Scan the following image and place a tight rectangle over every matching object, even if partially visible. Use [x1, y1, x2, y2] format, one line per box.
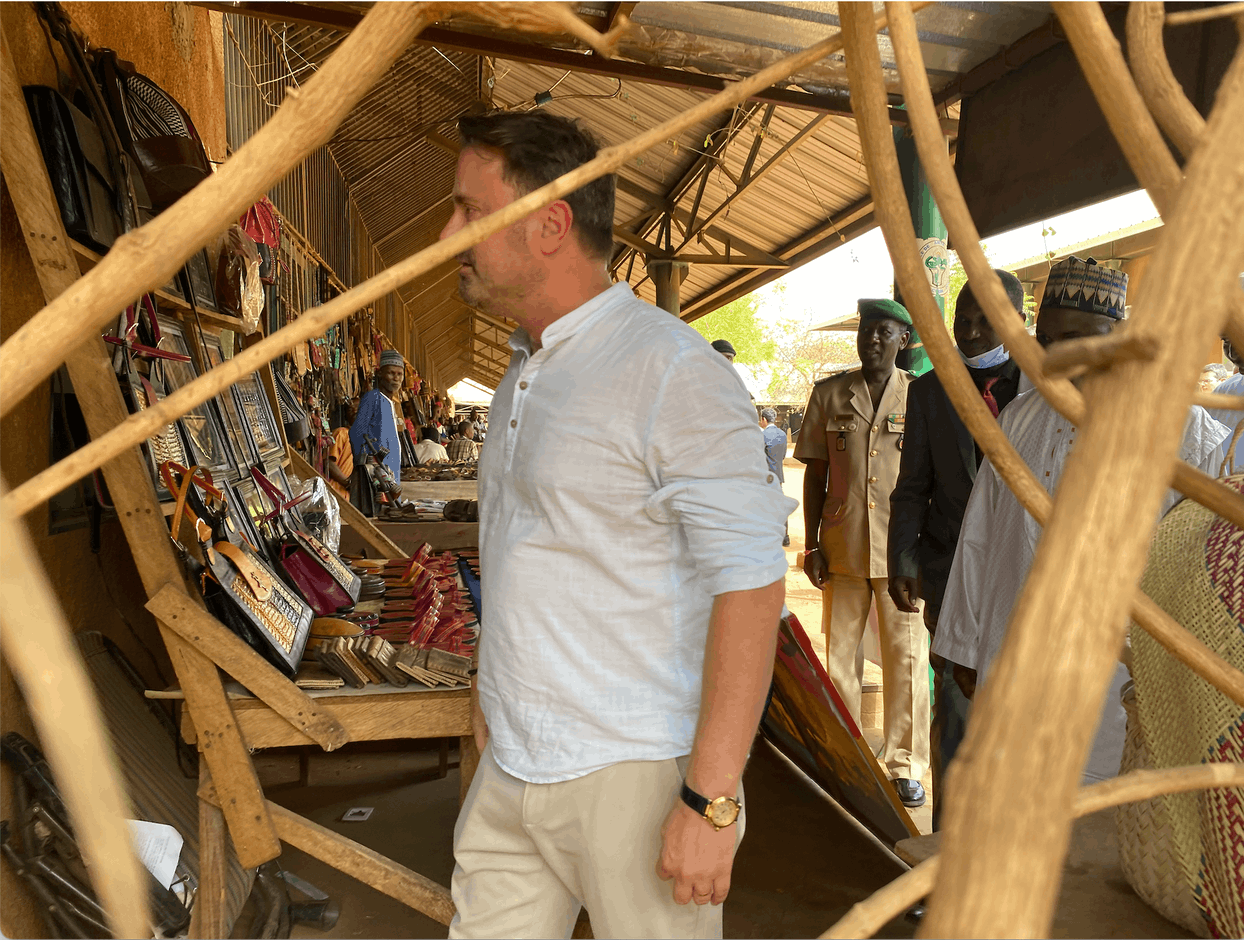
[1041, 256, 1128, 319]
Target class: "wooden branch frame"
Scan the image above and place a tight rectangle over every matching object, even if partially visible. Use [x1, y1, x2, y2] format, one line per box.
[0, 478, 148, 939]
[1058, 1, 1244, 355]
[846, 3, 1244, 935]
[0, 25, 282, 871]
[1126, 2, 1204, 158]
[821, 763, 1244, 939]
[1, 3, 929, 520]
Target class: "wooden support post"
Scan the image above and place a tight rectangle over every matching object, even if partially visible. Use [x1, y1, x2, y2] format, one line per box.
[459, 735, 480, 808]
[288, 448, 407, 558]
[189, 766, 230, 940]
[0, 478, 148, 939]
[646, 258, 688, 316]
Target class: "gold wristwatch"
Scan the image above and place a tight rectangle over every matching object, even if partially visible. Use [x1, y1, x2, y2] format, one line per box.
[680, 781, 741, 830]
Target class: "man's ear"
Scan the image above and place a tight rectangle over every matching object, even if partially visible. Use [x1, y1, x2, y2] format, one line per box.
[900, 328, 912, 350]
[537, 200, 574, 256]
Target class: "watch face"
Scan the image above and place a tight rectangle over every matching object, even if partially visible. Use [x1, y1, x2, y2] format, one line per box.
[707, 797, 739, 828]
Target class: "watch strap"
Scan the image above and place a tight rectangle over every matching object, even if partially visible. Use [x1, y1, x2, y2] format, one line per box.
[679, 781, 710, 817]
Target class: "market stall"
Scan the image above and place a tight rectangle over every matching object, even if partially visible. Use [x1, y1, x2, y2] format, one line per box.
[3, 3, 1243, 940]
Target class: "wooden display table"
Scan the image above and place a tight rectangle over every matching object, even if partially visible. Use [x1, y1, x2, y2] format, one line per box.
[401, 479, 478, 501]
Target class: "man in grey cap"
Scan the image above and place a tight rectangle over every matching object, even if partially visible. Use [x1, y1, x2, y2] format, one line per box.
[711, 339, 737, 362]
[759, 407, 789, 546]
[350, 348, 406, 493]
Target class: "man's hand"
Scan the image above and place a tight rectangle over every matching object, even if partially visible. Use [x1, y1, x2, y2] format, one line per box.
[952, 664, 977, 700]
[657, 801, 736, 906]
[471, 688, 489, 754]
[887, 575, 921, 613]
[802, 547, 828, 589]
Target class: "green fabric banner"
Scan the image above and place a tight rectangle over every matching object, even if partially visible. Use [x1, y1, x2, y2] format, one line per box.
[892, 123, 948, 376]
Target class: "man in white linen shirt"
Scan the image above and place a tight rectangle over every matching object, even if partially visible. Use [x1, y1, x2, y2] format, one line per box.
[1207, 335, 1243, 471]
[439, 110, 796, 940]
[933, 257, 1229, 787]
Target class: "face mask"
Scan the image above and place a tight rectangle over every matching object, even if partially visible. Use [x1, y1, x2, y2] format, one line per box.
[959, 343, 1010, 369]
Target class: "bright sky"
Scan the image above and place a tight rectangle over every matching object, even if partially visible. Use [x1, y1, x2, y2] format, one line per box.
[757, 188, 1161, 329]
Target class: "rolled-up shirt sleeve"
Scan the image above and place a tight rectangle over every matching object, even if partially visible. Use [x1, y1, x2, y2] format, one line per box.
[643, 348, 798, 596]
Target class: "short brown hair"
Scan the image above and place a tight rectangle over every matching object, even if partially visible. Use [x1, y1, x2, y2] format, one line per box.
[458, 111, 615, 259]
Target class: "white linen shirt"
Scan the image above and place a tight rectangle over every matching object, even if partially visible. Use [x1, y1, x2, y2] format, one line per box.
[932, 390, 1229, 782]
[476, 282, 797, 784]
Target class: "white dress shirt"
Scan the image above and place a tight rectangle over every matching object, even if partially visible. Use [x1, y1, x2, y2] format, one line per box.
[1207, 372, 1243, 472]
[477, 282, 797, 784]
[932, 389, 1229, 782]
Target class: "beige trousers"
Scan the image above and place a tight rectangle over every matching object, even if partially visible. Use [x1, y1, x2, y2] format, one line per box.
[449, 744, 744, 940]
[822, 573, 930, 780]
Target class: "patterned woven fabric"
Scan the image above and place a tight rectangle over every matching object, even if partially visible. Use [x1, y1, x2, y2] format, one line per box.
[1122, 474, 1244, 938]
[1041, 255, 1128, 319]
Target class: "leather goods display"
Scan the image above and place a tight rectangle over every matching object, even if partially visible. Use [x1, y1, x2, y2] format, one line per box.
[162, 463, 312, 677]
[94, 48, 211, 211]
[272, 369, 310, 446]
[240, 198, 281, 283]
[22, 85, 127, 252]
[250, 467, 361, 616]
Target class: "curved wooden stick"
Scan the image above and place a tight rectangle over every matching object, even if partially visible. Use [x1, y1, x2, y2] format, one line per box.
[821, 762, 1244, 939]
[0, 4, 922, 520]
[1166, 2, 1244, 27]
[1127, 2, 1205, 158]
[865, 2, 1244, 531]
[1194, 392, 1244, 410]
[871, 0, 1244, 712]
[0, 476, 148, 938]
[1056, 1, 1244, 356]
[1041, 331, 1160, 382]
[857, 2, 1244, 934]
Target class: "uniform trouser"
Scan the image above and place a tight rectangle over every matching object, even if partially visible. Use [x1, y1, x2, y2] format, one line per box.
[821, 574, 930, 780]
[450, 744, 745, 940]
[924, 605, 969, 830]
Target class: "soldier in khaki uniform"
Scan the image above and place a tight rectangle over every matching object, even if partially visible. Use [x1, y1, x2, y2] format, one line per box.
[794, 298, 931, 808]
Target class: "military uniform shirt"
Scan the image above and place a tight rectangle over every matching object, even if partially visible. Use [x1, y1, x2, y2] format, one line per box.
[794, 369, 913, 579]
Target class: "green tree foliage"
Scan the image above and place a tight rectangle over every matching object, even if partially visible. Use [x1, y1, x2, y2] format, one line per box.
[765, 319, 858, 405]
[689, 292, 776, 365]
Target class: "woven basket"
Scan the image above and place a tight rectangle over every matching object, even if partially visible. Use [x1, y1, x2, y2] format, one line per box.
[1117, 474, 1244, 939]
[1116, 682, 1208, 937]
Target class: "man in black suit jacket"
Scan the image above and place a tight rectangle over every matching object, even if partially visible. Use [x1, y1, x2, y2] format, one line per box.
[886, 269, 1026, 827]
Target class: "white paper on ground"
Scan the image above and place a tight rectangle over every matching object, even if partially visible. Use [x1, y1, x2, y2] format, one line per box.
[127, 819, 184, 889]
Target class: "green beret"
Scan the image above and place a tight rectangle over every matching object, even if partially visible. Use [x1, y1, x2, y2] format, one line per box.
[858, 298, 913, 328]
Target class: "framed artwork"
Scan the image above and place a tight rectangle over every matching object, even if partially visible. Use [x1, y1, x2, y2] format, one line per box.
[182, 249, 218, 313]
[229, 478, 274, 566]
[233, 368, 285, 471]
[154, 317, 234, 481]
[121, 359, 189, 502]
[201, 331, 260, 479]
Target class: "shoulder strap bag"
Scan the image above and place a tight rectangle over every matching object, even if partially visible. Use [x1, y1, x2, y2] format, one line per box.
[249, 466, 362, 616]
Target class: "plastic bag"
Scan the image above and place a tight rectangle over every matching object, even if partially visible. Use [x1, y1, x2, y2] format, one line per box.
[288, 472, 341, 554]
[214, 224, 264, 334]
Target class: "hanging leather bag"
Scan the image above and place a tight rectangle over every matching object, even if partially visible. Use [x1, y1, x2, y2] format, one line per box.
[249, 467, 362, 616]
[94, 48, 211, 211]
[162, 463, 312, 677]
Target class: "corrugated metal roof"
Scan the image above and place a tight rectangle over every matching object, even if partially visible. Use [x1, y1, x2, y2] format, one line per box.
[222, 2, 1054, 390]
